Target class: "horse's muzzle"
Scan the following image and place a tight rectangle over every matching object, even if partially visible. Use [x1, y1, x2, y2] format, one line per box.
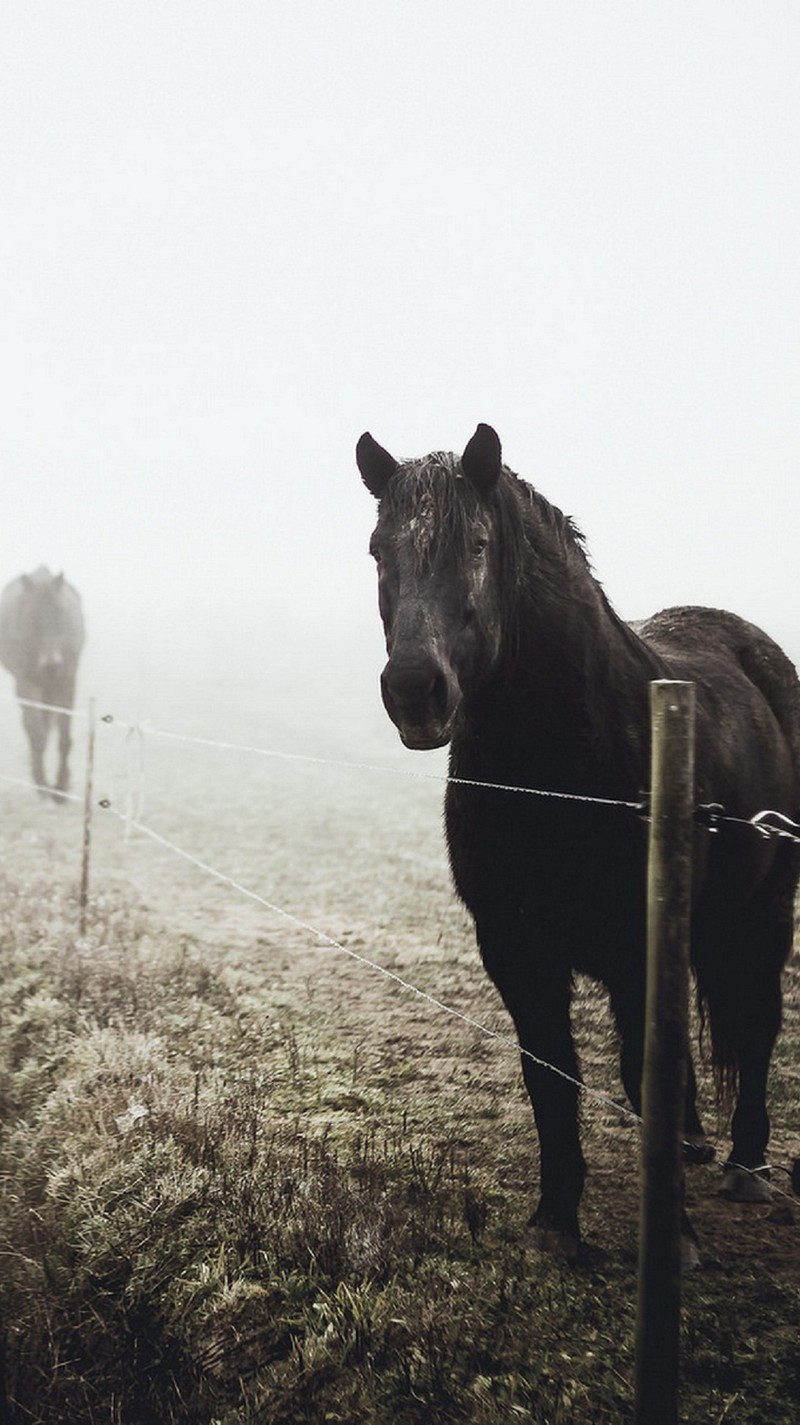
[380, 656, 460, 750]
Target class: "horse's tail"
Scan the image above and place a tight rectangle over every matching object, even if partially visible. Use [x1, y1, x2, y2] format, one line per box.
[685, 624, 800, 1103]
[695, 982, 739, 1109]
[694, 839, 797, 1109]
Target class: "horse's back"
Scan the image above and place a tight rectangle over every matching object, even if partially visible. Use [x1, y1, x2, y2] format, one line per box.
[56, 580, 85, 657]
[0, 572, 85, 679]
[637, 605, 800, 809]
[0, 577, 26, 673]
[639, 605, 796, 677]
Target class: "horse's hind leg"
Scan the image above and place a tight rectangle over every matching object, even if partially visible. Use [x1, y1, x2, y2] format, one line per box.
[706, 864, 795, 1202]
[719, 963, 783, 1202]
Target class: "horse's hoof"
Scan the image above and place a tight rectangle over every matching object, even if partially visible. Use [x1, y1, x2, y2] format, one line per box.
[719, 1165, 772, 1202]
[683, 1136, 715, 1166]
[528, 1210, 580, 1263]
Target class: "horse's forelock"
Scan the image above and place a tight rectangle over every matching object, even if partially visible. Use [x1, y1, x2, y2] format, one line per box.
[383, 451, 486, 566]
[380, 452, 591, 640]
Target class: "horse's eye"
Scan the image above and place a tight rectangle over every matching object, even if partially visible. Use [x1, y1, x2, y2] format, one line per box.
[472, 537, 488, 557]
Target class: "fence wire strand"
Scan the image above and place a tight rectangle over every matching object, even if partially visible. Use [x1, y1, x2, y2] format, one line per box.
[4, 690, 800, 840]
[92, 808, 800, 1196]
[99, 801, 643, 1129]
[97, 711, 800, 840]
[2, 689, 799, 1195]
[107, 715, 647, 812]
[13, 694, 86, 719]
[0, 769, 83, 806]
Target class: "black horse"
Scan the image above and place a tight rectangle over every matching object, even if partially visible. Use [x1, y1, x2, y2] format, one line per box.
[358, 423, 800, 1260]
[0, 568, 85, 800]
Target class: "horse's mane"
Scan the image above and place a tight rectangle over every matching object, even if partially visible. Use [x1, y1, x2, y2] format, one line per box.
[382, 450, 641, 680]
[387, 450, 590, 577]
[512, 475, 590, 567]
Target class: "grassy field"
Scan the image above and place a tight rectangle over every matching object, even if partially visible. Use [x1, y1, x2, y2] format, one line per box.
[1, 673, 799, 1423]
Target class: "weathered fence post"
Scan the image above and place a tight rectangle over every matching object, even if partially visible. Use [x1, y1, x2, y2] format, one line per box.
[634, 679, 695, 1425]
[79, 697, 96, 938]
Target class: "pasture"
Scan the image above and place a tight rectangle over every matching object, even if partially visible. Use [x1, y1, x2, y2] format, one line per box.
[1, 659, 799, 1424]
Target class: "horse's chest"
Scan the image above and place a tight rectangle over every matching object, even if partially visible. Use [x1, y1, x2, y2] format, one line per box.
[445, 785, 648, 964]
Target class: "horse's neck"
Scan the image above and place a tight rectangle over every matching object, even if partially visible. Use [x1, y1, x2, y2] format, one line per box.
[456, 571, 660, 791]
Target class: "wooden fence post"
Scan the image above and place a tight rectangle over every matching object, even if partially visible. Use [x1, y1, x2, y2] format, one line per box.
[634, 679, 695, 1425]
[79, 697, 96, 938]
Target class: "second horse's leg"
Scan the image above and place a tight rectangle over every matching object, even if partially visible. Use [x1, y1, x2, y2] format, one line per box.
[55, 707, 73, 798]
[21, 700, 49, 794]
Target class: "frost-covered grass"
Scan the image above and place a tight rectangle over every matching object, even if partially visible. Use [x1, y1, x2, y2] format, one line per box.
[1, 873, 799, 1423]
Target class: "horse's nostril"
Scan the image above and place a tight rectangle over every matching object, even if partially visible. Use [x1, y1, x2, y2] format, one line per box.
[383, 663, 433, 710]
[382, 658, 451, 722]
[430, 667, 450, 715]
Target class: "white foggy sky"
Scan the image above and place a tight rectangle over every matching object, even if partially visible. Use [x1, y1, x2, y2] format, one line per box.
[2, 1, 800, 708]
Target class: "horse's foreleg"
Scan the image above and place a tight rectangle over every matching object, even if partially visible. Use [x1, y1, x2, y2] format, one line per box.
[478, 923, 585, 1259]
[610, 977, 712, 1164]
[55, 708, 73, 796]
[523, 1025, 586, 1261]
[610, 972, 703, 1268]
[682, 1055, 715, 1164]
[21, 701, 48, 794]
[609, 975, 645, 1113]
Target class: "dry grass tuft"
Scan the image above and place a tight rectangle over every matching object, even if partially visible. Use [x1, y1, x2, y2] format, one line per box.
[1, 872, 799, 1423]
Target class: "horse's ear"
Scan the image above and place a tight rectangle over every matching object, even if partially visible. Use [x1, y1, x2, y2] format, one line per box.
[356, 433, 398, 499]
[461, 424, 502, 494]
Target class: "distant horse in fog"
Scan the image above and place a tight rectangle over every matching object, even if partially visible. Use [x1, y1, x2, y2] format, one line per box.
[0, 568, 85, 799]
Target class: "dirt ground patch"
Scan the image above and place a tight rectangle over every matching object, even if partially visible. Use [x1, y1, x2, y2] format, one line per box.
[2, 685, 799, 1287]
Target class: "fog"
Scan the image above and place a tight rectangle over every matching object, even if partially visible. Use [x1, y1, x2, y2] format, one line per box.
[3, 1, 800, 748]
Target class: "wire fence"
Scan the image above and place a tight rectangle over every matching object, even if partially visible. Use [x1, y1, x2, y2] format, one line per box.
[11, 692, 800, 840]
[93, 707, 800, 844]
[1, 688, 798, 1197]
